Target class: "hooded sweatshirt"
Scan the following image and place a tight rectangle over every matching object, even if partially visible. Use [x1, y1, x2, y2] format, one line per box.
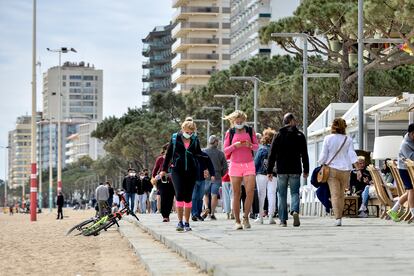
[267, 125, 309, 175]
[398, 133, 414, 170]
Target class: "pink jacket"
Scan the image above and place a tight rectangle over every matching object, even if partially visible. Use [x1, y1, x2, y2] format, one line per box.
[223, 130, 259, 163]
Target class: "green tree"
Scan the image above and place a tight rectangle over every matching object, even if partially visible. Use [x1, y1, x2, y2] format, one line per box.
[260, 0, 414, 102]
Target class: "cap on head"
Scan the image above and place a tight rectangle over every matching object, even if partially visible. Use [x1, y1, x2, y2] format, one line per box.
[283, 113, 295, 125]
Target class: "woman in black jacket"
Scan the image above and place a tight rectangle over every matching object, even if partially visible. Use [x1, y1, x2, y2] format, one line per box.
[161, 117, 202, 232]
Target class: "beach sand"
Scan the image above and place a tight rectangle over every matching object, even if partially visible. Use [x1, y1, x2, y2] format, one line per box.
[0, 209, 148, 276]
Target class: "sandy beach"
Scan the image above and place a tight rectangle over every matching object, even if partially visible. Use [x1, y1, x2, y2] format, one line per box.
[0, 209, 148, 276]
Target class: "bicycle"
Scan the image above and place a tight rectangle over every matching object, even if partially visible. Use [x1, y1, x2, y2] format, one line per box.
[78, 194, 139, 236]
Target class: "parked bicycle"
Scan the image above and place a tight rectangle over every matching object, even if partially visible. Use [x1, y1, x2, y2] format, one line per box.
[67, 193, 139, 236]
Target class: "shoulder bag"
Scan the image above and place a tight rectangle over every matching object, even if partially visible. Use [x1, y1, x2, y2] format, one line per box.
[317, 136, 348, 183]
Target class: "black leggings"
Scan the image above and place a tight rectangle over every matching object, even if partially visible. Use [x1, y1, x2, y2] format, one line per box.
[157, 178, 175, 219]
[171, 170, 196, 203]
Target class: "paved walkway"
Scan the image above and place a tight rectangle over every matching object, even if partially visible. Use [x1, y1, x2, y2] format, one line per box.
[122, 213, 414, 276]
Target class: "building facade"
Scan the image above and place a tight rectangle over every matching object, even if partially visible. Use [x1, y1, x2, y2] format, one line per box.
[42, 61, 103, 122]
[171, 0, 231, 93]
[230, 0, 272, 64]
[65, 122, 104, 165]
[8, 114, 41, 189]
[142, 24, 176, 100]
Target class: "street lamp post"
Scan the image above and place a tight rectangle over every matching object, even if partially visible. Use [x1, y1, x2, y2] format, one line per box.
[30, 0, 38, 221]
[202, 106, 225, 148]
[229, 76, 282, 133]
[47, 47, 77, 194]
[214, 94, 240, 111]
[229, 76, 259, 131]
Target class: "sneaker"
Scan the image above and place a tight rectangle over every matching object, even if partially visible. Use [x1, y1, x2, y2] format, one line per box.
[254, 216, 263, 224]
[292, 212, 300, 227]
[196, 215, 204, 221]
[210, 214, 217, 220]
[358, 211, 368, 218]
[359, 204, 367, 212]
[201, 208, 210, 219]
[242, 217, 251, 229]
[184, 222, 192, 232]
[387, 210, 401, 222]
[234, 222, 243, 230]
[176, 221, 184, 232]
[162, 217, 170, 222]
[191, 216, 198, 221]
[226, 212, 230, 220]
[279, 220, 287, 227]
[334, 219, 342, 226]
[269, 217, 276, 224]
[249, 213, 256, 220]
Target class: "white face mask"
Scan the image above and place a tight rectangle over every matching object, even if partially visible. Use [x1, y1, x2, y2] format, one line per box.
[129, 173, 136, 177]
[182, 132, 192, 139]
[234, 123, 244, 129]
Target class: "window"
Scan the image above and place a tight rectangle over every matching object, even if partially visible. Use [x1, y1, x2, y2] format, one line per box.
[62, 75, 66, 80]
[69, 75, 82, 80]
[69, 82, 81, 87]
[85, 82, 92, 87]
[69, 88, 81, 93]
[95, 76, 98, 81]
[83, 75, 94, 80]
[62, 82, 66, 87]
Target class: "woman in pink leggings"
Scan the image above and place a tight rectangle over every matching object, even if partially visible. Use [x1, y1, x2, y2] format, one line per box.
[223, 110, 259, 230]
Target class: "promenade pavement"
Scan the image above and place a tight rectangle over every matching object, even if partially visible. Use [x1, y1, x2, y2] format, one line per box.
[122, 213, 414, 276]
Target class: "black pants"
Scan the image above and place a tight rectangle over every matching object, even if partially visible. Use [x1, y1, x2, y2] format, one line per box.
[171, 170, 196, 203]
[57, 206, 63, 219]
[158, 178, 175, 219]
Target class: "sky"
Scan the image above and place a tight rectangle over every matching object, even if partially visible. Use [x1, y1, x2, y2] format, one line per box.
[0, 0, 173, 181]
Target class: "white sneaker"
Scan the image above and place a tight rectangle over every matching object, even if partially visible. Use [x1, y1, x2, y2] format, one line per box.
[334, 219, 342, 226]
[358, 211, 368, 218]
[269, 217, 276, 224]
[359, 204, 367, 212]
[254, 216, 263, 224]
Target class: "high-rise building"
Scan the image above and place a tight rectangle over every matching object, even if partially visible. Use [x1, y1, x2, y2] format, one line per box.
[65, 122, 104, 165]
[142, 24, 176, 101]
[171, 0, 231, 93]
[8, 114, 41, 189]
[37, 119, 86, 171]
[42, 61, 103, 122]
[230, 0, 272, 64]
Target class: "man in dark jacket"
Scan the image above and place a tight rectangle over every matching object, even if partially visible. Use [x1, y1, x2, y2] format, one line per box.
[122, 168, 141, 213]
[267, 113, 309, 227]
[56, 192, 64, 219]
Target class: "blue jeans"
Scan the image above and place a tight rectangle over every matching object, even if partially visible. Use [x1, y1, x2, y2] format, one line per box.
[150, 201, 157, 213]
[361, 185, 370, 206]
[191, 180, 205, 217]
[125, 193, 136, 212]
[277, 174, 301, 222]
[222, 181, 232, 213]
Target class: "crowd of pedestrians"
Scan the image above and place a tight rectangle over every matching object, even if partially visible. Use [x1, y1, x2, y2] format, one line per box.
[78, 111, 414, 231]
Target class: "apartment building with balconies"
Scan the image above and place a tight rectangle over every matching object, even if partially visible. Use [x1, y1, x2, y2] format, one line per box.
[142, 23, 176, 100]
[230, 0, 272, 64]
[171, 0, 231, 93]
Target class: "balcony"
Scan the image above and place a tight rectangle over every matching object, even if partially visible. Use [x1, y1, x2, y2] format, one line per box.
[172, 37, 220, 52]
[172, 22, 220, 38]
[172, 0, 218, 8]
[173, 6, 220, 21]
[172, 68, 216, 83]
[173, 83, 205, 94]
[142, 60, 151, 69]
[172, 53, 219, 68]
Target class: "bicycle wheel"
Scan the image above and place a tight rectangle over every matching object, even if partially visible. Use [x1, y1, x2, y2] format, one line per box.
[83, 220, 116, 236]
[66, 218, 95, 236]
